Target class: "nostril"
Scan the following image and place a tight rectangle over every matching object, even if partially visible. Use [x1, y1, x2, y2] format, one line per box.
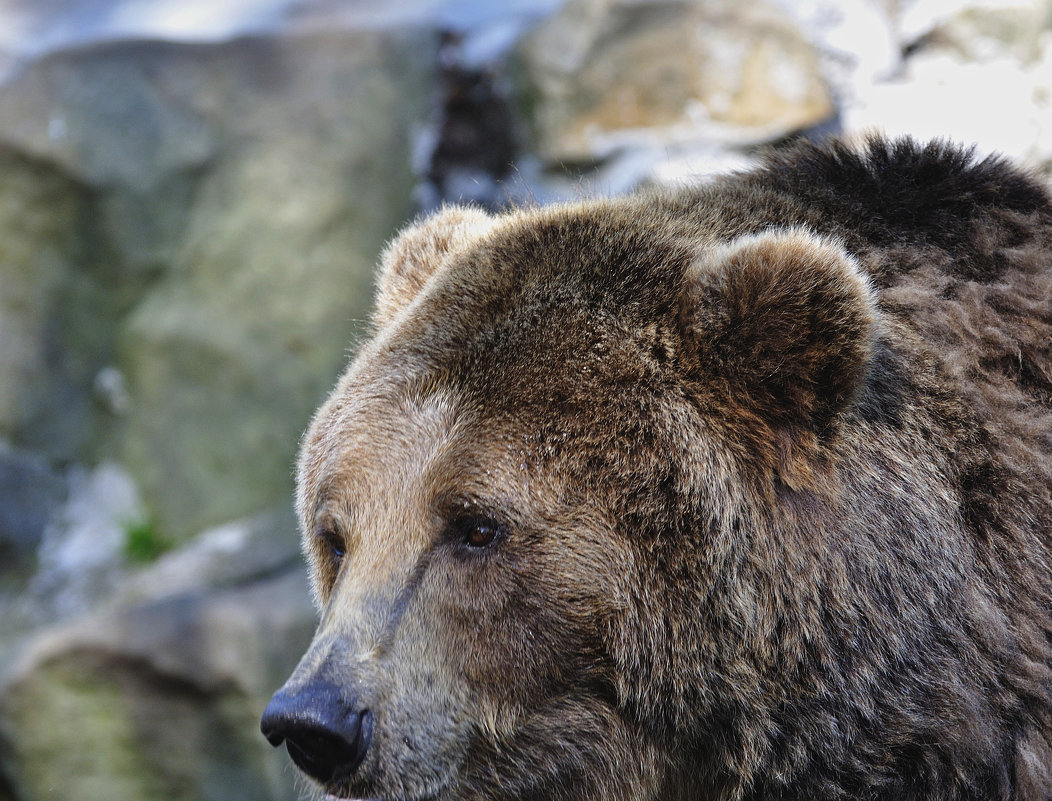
[260, 686, 373, 784]
[259, 689, 297, 748]
[285, 718, 361, 783]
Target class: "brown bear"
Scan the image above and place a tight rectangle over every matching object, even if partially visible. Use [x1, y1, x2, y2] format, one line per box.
[261, 137, 1052, 801]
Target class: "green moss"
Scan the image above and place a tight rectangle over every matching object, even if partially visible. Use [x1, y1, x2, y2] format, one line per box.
[122, 516, 173, 564]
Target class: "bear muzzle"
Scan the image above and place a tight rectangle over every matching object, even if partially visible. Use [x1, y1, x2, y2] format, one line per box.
[260, 679, 373, 786]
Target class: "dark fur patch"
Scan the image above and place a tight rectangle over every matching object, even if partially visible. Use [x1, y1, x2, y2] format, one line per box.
[750, 138, 1049, 261]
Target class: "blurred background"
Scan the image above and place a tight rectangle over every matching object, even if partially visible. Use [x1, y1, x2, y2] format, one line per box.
[0, 0, 1049, 799]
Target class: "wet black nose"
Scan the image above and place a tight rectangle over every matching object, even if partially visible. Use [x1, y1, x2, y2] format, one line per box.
[260, 682, 373, 784]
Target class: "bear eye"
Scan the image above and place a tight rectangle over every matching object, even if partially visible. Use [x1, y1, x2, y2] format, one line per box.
[318, 527, 346, 563]
[452, 515, 506, 550]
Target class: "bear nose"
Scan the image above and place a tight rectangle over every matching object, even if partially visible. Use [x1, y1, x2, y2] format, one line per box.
[260, 682, 373, 784]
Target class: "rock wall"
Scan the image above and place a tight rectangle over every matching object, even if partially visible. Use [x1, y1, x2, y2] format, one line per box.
[0, 1, 1049, 800]
[518, 0, 834, 162]
[0, 29, 435, 540]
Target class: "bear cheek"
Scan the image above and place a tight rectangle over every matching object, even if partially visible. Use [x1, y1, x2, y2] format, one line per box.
[447, 538, 627, 729]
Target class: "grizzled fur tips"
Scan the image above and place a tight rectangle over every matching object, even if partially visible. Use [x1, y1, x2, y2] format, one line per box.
[263, 137, 1052, 801]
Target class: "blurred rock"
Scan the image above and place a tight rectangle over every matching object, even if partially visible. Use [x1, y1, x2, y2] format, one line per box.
[0, 28, 437, 540]
[516, 0, 835, 165]
[898, 0, 1052, 64]
[0, 507, 314, 801]
[0, 443, 65, 577]
[0, 147, 114, 461]
[20, 462, 144, 625]
[118, 506, 303, 605]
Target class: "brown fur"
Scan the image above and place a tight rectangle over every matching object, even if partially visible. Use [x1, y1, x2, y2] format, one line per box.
[274, 137, 1052, 801]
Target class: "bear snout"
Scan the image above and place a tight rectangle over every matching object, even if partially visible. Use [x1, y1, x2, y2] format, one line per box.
[260, 681, 373, 786]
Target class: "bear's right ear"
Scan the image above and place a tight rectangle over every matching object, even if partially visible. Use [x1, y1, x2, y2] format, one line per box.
[678, 228, 878, 438]
[373, 206, 496, 329]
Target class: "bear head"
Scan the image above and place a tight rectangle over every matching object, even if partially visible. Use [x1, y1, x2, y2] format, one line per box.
[261, 198, 882, 801]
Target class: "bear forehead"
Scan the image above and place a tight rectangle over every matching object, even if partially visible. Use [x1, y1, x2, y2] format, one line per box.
[305, 388, 529, 526]
[298, 209, 697, 530]
[378, 207, 694, 406]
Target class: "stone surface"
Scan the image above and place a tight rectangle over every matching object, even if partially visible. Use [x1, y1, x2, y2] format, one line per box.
[0, 507, 313, 801]
[117, 506, 303, 605]
[0, 568, 315, 801]
[0, 146, 112, 461]
[0, 443, 66, 577]
[516, 0, 835, 164]
[22, 462, 144, 625]
[0, 28, 436, 540]
[898, 0, 1052, 62]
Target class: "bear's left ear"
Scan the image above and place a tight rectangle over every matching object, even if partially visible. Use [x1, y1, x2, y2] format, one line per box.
[679, 228, 878, 436]
[374, 206, 497, 329]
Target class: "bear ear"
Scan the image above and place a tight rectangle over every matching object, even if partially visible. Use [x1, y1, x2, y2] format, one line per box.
[374, 205, 497, 329]
[679, 228, 878, 436]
